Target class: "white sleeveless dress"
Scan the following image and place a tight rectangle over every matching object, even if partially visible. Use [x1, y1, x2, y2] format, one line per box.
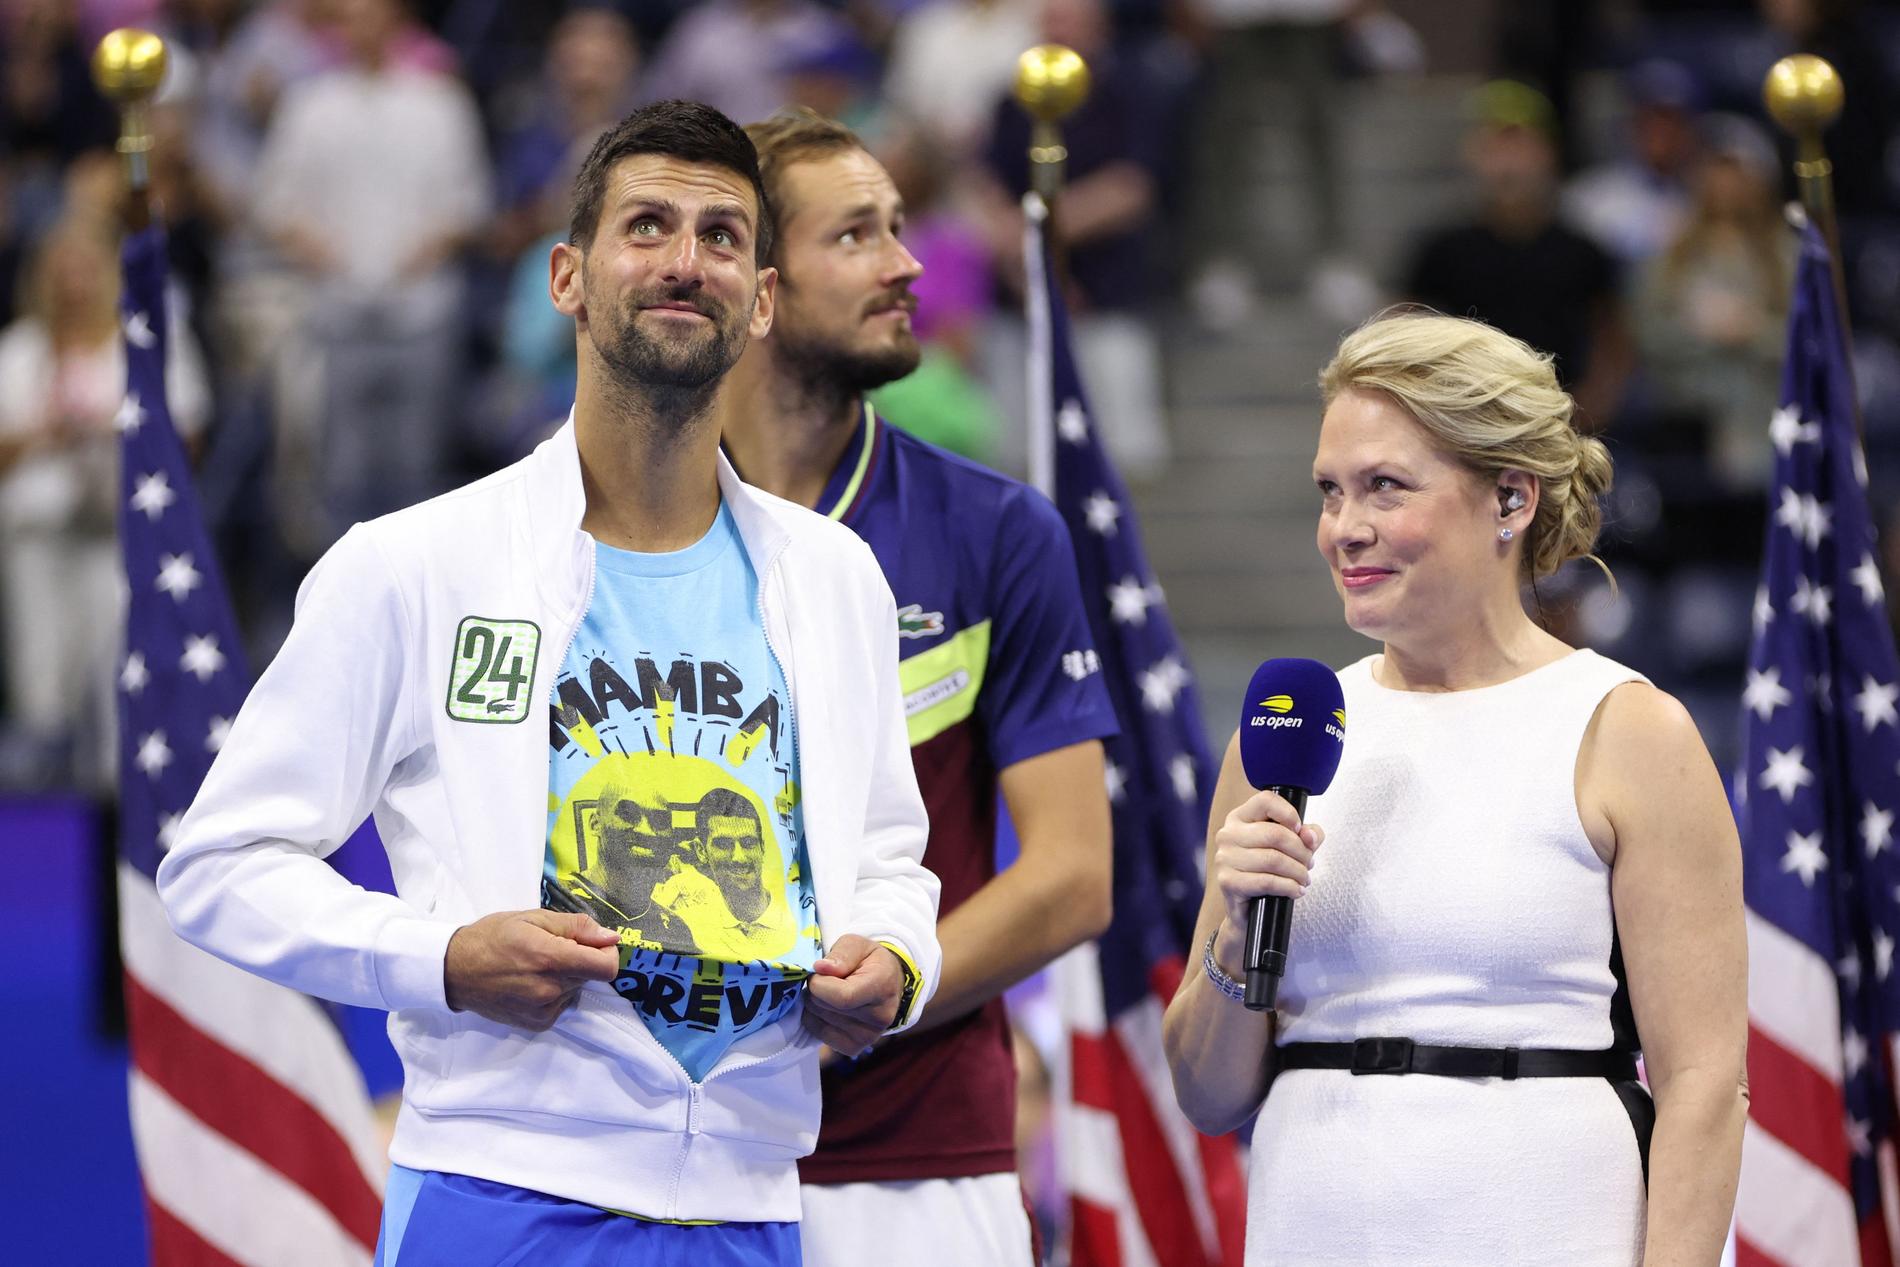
[1245, 650, 1651, 1267]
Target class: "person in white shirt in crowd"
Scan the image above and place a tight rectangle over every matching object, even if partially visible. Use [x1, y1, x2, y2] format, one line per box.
[0, 213, 208, 786]
[250, 0, 487, 554]
[883, 0, 1037, 159]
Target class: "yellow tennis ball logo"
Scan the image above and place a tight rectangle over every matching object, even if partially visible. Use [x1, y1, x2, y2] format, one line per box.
[1333, 709, 1347, 727]
[1258, 695, 1294, 713]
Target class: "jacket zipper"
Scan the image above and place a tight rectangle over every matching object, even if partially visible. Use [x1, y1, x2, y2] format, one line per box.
[557, 535, 708, 1211]
[660, 1024, 809, 1217]
[663, 547, 804, 1220]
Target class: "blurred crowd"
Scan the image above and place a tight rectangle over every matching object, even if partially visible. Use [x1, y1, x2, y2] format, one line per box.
[0, 0, 1897, 789]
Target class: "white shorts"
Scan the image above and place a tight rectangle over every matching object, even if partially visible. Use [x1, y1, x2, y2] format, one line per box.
[799, 1173, 1035, 1267]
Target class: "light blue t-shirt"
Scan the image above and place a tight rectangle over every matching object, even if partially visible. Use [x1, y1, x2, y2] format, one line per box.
[543, 503, 819, 1081]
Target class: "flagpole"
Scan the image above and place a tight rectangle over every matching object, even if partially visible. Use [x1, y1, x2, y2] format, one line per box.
[1015, 43, 1089, 498]
[91, 28, 166, 232]
[1764, 54, 1861, 431]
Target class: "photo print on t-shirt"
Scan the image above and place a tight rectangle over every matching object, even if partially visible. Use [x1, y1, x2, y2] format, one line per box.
[544, 647, 820, 1066]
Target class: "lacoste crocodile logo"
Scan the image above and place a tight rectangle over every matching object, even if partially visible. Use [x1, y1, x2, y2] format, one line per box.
[896, 603, 946, 640]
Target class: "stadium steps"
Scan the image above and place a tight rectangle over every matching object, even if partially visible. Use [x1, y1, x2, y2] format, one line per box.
[1136, 73, 1479, 751]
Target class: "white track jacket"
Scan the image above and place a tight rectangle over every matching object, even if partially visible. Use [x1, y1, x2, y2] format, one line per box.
[157, 420, 940, 1223]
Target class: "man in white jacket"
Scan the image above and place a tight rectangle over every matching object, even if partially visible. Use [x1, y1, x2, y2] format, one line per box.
[158, 101, 940, 1264]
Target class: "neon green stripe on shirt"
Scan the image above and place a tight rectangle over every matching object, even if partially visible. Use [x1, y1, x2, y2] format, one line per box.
[898, 621, 990, 747]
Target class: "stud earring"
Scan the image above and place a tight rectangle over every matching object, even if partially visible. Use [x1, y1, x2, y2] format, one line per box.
[1499, 527, 1515, 542]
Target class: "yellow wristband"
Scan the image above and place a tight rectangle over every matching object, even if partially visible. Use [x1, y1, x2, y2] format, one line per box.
[875, 940, 923, 1030]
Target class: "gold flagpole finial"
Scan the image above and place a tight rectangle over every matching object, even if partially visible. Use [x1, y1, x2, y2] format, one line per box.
[1014, 45, 1090, 201]
[92, 27, 167, 105]
[1763, 55, 1843, 232]
[1764, 54, 1843, 140]
[1763, 53, 1860, 432]
[91, 28, 166, 219]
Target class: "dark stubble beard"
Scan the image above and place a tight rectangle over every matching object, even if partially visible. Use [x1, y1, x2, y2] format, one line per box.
[590, 281, 753, 420]
[775, 281, 922, 399]
[781, 332, 921, 399]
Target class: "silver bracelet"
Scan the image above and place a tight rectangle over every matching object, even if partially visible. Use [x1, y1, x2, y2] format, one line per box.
[1202, 929, 1247, 1003]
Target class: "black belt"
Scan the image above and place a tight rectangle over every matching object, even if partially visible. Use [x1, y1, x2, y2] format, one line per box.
[1276, 1038, 1638, 1081]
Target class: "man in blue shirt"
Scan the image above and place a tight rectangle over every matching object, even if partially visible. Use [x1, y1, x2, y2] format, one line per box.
[724, 108, 1118, 1267]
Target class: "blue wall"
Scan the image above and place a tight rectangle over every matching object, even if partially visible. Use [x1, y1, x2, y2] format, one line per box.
[0, 796, 147, 1263]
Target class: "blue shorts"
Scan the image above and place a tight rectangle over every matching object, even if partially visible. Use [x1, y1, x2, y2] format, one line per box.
[375, 1166, 802, 1267]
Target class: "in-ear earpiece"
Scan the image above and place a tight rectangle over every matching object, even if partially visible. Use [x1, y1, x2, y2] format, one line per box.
[1501, 489, 1526, 515]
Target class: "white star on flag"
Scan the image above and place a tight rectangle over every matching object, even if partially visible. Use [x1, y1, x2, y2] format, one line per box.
[1850, 1117, 1874, 1157]
[180, 633, 226, 682]
[157, 813, 183, 851]
[1057, 399, 1089, 444]
[1878, 928, 1896, 982]
[135, 731, 173, 778]
[1781, 829, 1827, 886]
[1108, 575, 1161, 625]
[1864, 802, 1895, 858]
[1743, 667, 1792, 722]
[155, 552, 203, 601]
[1104, 761, 1127, 803]
[1811, 672, 1834, 713]
[206, 716, 233, 753]
[1853, 553, 1885, 606]
[1083, 491, 1122, 536]
[1169, 753, 1197, 802]
[1853, 676, 1900, 732]
[1753, 585, 1773, 635]
[1845, 1027, 1870, 1078]
[1768, 404, 1820, 455]
[129, 471, 176, 521]
[114, 392, 146, 435]
[1854, 441, 1870, 488]
[120, 651, 149, 696]
[123, 309, 155, 349]
[1841, 949, 1864, 992]
[1138, 656, 1189, 715]
[1775, 488, 1833, 549]
[1790, 576, 1833, 626]
[1760, 746, 1815, 804]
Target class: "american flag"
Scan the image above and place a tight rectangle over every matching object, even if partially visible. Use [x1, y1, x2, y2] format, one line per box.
[1735, 221, 1900, 1267]
[116, 225, 384, 1264]
[1023, 194, 1247, 1266]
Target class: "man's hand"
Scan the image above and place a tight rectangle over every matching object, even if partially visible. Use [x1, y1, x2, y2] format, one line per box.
[443, 910, 620, 1031]
[802, 935, 906, 1056]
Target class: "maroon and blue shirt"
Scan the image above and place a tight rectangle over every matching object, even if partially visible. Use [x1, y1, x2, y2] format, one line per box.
[732, 406, 1119, 1182]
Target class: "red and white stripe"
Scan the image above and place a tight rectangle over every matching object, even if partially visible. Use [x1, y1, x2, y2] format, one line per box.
[1057, 943, 1246, 1267]
[121, 863, 384, 1265]
[1738, 907, 1866, 1267]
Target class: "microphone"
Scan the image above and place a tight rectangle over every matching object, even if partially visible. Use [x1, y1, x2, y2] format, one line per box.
[1236, 658, 1346, 1011]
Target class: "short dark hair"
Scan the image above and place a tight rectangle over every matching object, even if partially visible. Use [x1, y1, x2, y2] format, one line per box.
[568, 100, 774, 263]
[697, 787, 759, 830]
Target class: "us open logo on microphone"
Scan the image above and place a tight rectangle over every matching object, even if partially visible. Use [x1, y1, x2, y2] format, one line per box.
[1250, 694, 1303, 729]
[1326, 708, 1346, 742]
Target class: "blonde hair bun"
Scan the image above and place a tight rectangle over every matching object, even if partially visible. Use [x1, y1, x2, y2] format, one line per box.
[1319, 308, 1611, 582]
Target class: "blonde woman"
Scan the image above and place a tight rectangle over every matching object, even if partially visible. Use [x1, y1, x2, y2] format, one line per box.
[1635, 126, 1792, 490]
[1163, 312, 1747, 1265]
[0, 216, 207, 773]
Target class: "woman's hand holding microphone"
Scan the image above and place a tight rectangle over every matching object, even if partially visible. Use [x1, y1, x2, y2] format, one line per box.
[1208, 788, 1324, 977]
